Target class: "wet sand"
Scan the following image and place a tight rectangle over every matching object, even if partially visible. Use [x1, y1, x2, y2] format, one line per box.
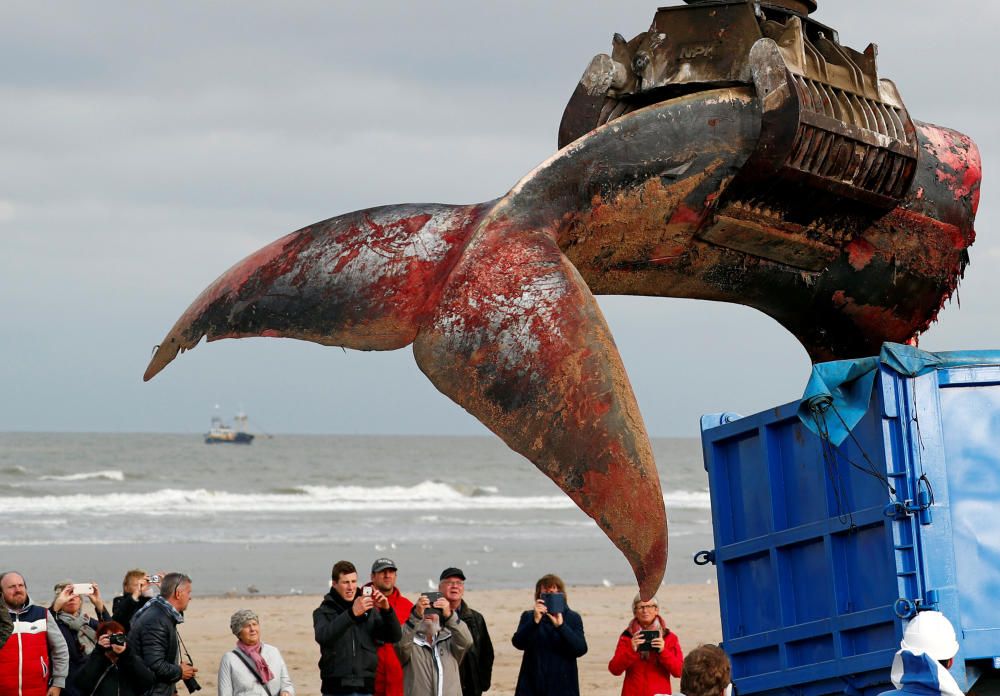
[177, 583, 721, 695]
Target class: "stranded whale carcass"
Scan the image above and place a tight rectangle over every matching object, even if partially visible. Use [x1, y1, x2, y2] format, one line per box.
[144, 0, 980, 599]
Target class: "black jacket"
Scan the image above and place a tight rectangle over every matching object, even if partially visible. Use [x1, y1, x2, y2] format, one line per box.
[128, 601, 182, 696]
[458, 601, 494, 696]
[52, 607, 111, 696]
[72, 646, 156, 696]
[0, 598, 11, 650]
[313, 590, 402, 695]
[511, 607, 587, 696]
[112, 595, 150, 633]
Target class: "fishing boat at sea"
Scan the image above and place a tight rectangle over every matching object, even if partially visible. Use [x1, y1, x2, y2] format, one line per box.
[205, 412, 254, 444]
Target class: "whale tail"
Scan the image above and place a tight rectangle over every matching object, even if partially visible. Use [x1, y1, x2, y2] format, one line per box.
[145, 199, 667, 599]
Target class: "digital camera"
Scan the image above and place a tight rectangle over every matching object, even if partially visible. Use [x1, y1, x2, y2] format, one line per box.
[109, 633, 127, 646]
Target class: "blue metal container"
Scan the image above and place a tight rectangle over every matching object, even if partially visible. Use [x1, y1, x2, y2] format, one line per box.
[699, 351, 1000, 695]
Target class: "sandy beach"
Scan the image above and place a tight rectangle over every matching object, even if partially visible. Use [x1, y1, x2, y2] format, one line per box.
[177, 583, 721, 695]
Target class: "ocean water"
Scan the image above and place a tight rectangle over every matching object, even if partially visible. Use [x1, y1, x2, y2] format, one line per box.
[0, 433, 716, 596]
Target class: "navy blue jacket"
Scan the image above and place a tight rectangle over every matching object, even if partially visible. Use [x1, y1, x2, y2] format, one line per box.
[512, 607, 587, 696]
[52, 608, 110, 696]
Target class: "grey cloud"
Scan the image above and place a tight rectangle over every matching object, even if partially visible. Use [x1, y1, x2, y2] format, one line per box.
[1, 1, 996, 434]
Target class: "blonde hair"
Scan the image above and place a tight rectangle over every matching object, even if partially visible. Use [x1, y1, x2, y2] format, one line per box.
[122, 569, 147, 591]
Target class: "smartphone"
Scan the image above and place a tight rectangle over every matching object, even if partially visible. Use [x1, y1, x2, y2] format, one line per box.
[540, 592, 566, 615]
[638, 629, 659, 652]
[72, 583, 94, 596]
[362, 586, 373, 597]
[422, 591, 443, 616]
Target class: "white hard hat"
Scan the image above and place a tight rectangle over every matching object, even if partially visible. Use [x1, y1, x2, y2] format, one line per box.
[900, 611, 959, 661]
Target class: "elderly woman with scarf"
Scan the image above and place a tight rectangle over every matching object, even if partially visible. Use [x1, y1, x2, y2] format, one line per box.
[51, 581, 111, 696]
[218, 609, 294, 696]
[608, 594, 683, 696]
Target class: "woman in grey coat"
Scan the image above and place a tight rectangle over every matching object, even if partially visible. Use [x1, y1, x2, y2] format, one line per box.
[217, 609, 294, 696]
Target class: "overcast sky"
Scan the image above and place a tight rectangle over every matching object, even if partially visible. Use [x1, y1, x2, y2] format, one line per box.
[1, 1, 996, 436]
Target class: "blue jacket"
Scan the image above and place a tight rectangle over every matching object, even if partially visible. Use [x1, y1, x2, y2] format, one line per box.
[512, 607, 587, 696]
[878, 651, 964, 696]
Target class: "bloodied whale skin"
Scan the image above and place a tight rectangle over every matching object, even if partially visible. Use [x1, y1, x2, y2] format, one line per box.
[145, 75, 979, 599]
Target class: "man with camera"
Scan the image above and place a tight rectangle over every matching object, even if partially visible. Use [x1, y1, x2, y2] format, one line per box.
[439, 568, 494, 696]
[368, 558, 414, 696]
[314, 560, 401, 696]
[0, 570, 70, 696]
[397, 590, 472, 696]
[129, 572, 199, 696]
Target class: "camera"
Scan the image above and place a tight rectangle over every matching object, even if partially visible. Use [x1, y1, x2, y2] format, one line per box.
[183, 678, 202, 693]
[109, 633, 127, 646]
[71, 583, 94, 596]
[148, 574, 161, 583]
[362, 586, 373, 597]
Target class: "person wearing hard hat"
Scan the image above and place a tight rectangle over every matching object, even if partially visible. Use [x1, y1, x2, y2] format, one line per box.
[879, 611, 963, 696]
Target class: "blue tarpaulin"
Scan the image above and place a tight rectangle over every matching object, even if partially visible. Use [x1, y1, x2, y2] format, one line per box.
[798, 343, 1000, 445]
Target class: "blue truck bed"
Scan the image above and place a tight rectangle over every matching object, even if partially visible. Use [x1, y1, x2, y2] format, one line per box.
[699, 349, 1000, 694]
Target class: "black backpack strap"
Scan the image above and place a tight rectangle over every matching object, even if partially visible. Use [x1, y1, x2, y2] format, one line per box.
[230, 649, 275, 696]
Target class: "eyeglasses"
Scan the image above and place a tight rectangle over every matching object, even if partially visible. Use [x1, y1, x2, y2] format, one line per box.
[635, 604, 658, 611]
[442, 580, 464, 587]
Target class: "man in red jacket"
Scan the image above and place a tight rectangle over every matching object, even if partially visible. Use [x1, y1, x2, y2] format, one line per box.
[369, 558, 414, 696]
[608, 594, 682, 696]
[0, 571, 70, 696]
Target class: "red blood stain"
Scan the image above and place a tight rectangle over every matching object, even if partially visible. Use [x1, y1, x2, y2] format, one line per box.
[668, 204, 701, 226]
[846, 239, 875, 270]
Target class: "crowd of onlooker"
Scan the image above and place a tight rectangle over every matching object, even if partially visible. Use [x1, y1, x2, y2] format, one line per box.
[3, 561, 956, 696]
[0, 561, 730, 696]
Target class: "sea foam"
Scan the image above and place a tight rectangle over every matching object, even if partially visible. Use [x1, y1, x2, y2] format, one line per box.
[39, 470, 125, 482]
[2, 480, 710, 515]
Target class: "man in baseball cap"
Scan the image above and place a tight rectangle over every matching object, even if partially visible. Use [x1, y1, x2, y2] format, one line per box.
[438, 568, 494, 696]
[369, 559, 413, 696]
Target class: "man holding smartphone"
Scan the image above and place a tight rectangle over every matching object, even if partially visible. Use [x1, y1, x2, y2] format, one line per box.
[369, 558, 414, 696]
[314, 560, 401, 696]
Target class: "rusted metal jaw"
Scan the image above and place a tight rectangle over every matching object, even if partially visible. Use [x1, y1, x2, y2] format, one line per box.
[145, 2, 980, 598]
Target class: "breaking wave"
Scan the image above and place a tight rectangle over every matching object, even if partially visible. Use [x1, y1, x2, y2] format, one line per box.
[2, 480, 710, 515]
[39, 470, 125, 482]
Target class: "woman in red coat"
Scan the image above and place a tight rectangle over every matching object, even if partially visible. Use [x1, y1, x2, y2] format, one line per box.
[608, 594, 683, 696]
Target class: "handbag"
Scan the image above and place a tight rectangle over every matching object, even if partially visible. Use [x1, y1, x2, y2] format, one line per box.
[230, 648, 276, 696]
